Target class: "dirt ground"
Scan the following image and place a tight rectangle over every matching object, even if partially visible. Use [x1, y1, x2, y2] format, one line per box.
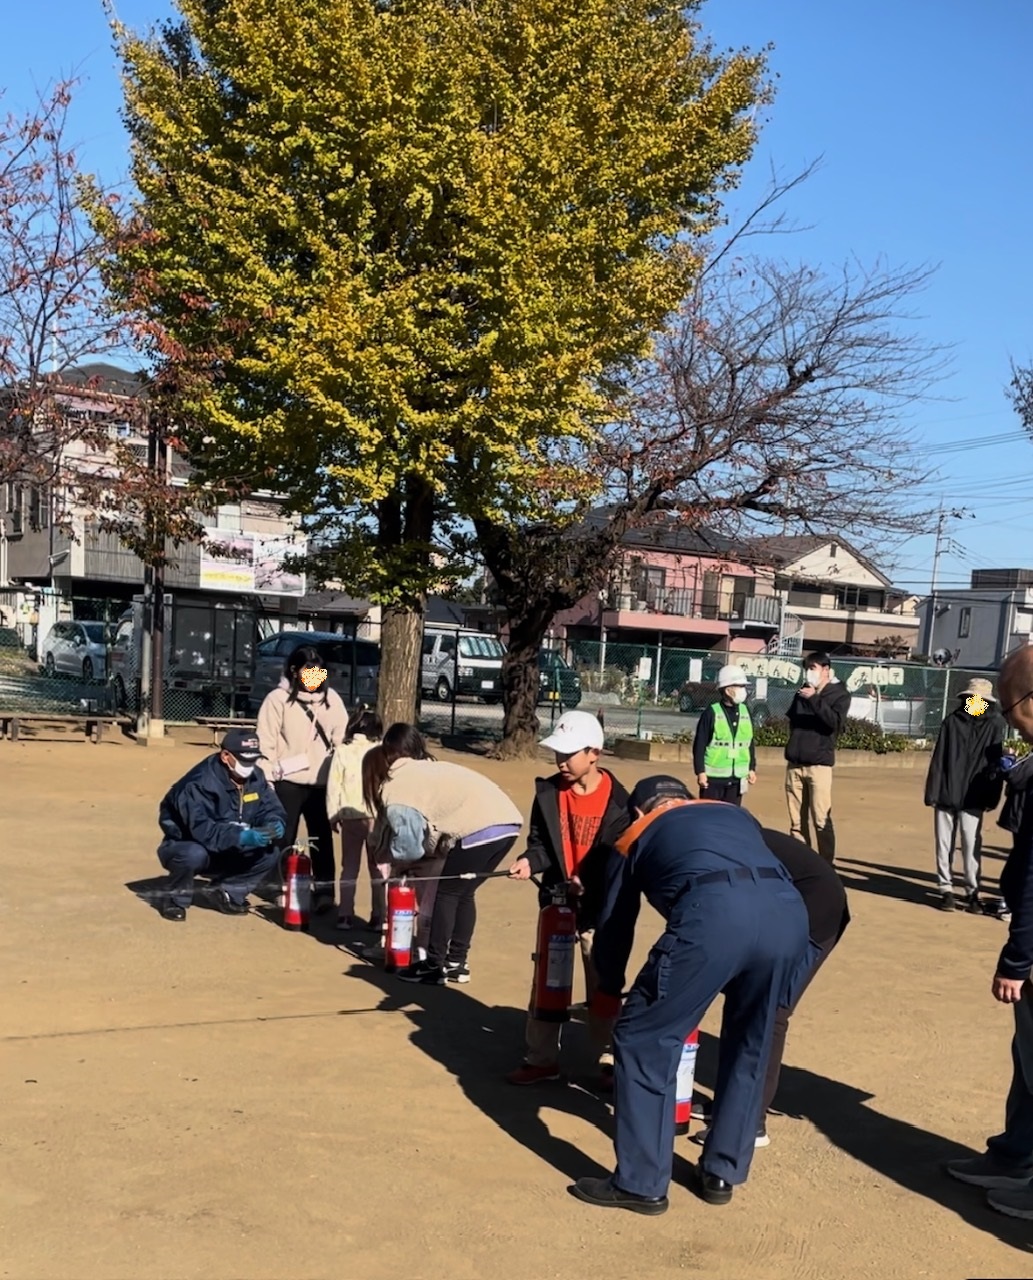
[1, 736, 1030, 1280]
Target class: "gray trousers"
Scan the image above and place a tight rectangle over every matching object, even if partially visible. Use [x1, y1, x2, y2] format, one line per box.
[934, 807, 983, 894]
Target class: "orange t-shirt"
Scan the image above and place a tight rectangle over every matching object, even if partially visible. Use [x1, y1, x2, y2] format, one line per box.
[558, 772, 613, 877]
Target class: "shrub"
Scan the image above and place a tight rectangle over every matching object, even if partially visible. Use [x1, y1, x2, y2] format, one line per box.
[752, 716, 910, 753]
[754, 718, 789, 747]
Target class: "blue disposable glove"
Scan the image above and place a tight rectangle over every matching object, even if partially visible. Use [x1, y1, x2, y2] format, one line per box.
[266, 819, 286, 840]
[240, 827, 272, 850]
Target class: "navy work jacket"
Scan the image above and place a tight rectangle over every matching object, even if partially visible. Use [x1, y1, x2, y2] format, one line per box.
[158, 754, 285, 854]
[593, 800, 797, 997]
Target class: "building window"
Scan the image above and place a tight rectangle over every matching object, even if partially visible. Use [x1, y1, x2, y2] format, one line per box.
[835, 585, 872, 610]
[630, 563, 666, 609]
[958, 606, 971, 638]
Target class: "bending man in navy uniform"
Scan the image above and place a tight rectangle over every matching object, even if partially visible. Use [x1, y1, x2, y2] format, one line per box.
[156, 729, 286, 921]
[571, 776, 809, 1216]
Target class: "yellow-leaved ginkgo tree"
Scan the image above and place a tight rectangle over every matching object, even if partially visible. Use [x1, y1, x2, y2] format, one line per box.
[96, 0, 766, 725]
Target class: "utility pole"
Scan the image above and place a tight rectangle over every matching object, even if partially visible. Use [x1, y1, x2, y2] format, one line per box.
[923, 503, 946, 658]
[138, 407, 167, 742]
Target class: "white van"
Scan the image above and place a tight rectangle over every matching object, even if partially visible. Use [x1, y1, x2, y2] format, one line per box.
[421, 629, 504, 703]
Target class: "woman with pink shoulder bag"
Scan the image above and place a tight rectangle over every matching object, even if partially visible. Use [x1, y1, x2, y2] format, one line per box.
[257, 645, 348, 912]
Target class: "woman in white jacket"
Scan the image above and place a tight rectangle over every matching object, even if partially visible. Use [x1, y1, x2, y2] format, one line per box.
[257, 645, 348, 912]
[325, 707, 385, 931]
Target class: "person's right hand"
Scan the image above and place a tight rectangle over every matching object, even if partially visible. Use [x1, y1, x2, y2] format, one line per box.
[508, 856, 533, 880]
[240, 827, 272, 850]
[697, 773, 708, 788]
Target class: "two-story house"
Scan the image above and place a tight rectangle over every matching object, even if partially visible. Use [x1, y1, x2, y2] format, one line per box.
[553, 513, 782, 655]
[747, 534, 919, 657]
[915, 568, 1033, 669]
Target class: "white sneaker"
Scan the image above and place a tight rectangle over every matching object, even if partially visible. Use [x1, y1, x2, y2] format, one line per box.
[693, 1124, 769, 1149]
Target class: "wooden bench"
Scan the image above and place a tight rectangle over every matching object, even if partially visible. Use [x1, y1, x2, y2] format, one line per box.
[0, 713, 132, 744]
[195, 716, 258, 747]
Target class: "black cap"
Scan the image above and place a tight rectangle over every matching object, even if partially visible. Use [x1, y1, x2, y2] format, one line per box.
[220, 728, 262, 763]
[804, 651, 833, 669]
[629, 774, 694, 814]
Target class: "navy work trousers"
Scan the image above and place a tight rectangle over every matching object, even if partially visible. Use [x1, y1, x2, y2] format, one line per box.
[612, 877, 809, 1198]
[157, 839, 282, 908]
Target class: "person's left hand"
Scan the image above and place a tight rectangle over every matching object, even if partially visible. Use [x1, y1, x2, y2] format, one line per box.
[992, 973, 1026, 1004]
[267, 819, 285, 840]
[798, 686, 816, 700]
[747, 771, 757, 786]
[568, 875, 584, 897]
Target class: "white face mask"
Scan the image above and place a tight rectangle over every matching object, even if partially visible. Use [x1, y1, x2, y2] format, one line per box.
[804, 669, 822, 688]
[727, 687, 747, 704]
[230, 760, 255, 780]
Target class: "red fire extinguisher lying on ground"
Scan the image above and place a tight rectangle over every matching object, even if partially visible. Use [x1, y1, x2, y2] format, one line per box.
[531, 887, 578, 1022]
[385, 881, 416, 973]
[674, 1029, 700, 1135]
[282, 844, 312, 933]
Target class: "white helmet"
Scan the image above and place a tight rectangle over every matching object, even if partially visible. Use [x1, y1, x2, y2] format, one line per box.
[717, 664, 748, 689]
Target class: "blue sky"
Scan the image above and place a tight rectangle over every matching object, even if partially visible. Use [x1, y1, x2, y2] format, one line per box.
[3, 0, 1032, 597]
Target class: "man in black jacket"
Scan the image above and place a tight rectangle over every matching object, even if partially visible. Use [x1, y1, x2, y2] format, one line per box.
[506, 711, 630, 1089]
[784, 652, 852, 863]
[946, 647, 1033, 1219]
[924, 677, 1006, 913]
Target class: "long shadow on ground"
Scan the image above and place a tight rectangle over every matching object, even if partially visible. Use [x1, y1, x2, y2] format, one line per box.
[834, 856, 1005, 910]
[342, 958, 614, 1185]
[693, 1030, 1032, 1256]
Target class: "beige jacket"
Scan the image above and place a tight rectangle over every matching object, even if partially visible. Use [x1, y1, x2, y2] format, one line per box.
[378, 757, 523, 840]
[257, 686, 348, 787]
[326, 735, 378, 823]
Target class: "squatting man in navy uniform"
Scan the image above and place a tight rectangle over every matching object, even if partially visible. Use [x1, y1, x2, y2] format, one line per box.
[571, 776, 810, 1216]
[156, 729, 286, 921]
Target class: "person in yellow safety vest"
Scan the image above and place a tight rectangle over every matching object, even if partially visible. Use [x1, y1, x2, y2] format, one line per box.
[692, 665, 757, 806]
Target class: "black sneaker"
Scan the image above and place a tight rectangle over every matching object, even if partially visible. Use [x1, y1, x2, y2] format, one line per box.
[211, 889, 249, 916]
[160, 901, 186, 922]
[445, 962, 471, 984]
[966, 894, 984, 915]
[398, 960, 446, 985]
[939, 892, 955, 912]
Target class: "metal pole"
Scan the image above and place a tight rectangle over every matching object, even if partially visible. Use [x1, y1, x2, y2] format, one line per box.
[940, 661, 951, 730]
[925, 503, 945, 657]
[654, 632, 663, 702]
[147, 414, 165, 738]
[450, 636, 458, 737]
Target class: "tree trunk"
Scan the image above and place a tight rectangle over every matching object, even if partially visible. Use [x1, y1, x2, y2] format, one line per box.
[374, 474, 434, 728]
[492, 609, 553, 759]
[378, 602, 424, 727]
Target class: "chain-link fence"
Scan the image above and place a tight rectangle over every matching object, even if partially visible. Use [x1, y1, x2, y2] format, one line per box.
[0, 611, 1006, 746]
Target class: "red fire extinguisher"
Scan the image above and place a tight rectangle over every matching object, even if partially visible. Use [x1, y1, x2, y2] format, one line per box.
[674, 1029, 699, 1135]
[283, 845, 312, 933]
[531, 888, 578, 1021]
[385, 881, 417, 973]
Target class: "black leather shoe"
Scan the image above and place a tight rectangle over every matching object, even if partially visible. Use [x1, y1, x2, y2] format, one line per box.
[211, 889, 249, 915]
[694, 1168, 734, 1205]
[160, 902, 186, 922]
[570, 1176, 668, 1215]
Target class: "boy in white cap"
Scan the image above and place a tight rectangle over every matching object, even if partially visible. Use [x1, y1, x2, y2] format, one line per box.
[506, 710, 630, 1088]
[692, 665, 757, 806]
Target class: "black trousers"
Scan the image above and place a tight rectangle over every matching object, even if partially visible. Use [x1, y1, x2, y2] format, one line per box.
[700, 777, 744, 805]
[427, 835, 517, 967]
[761, 932, 839, 1114]
[275, 780, 335, 899]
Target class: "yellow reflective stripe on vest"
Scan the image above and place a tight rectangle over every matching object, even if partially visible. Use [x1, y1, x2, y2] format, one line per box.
[703, 702, 753, 778]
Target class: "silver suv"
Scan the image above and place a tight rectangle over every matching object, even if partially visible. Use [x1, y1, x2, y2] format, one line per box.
[40, 621, 109, 684]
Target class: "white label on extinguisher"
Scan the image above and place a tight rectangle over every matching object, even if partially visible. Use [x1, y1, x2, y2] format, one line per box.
[389, 909, 415, 953]
[676, 1037, 698, 1105]
[545, 933, 576, 990]
[288, 872, 312, 916]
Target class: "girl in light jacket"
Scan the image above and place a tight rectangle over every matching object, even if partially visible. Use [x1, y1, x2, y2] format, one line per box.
[326, 706, 385, 932]
[257, 645, 348, 912]
[363, 723, 523, 985]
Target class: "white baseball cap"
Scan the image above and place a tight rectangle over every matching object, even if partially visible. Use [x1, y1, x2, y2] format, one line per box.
[540, 710, 605, 754]
[717, 664, 748, 689]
